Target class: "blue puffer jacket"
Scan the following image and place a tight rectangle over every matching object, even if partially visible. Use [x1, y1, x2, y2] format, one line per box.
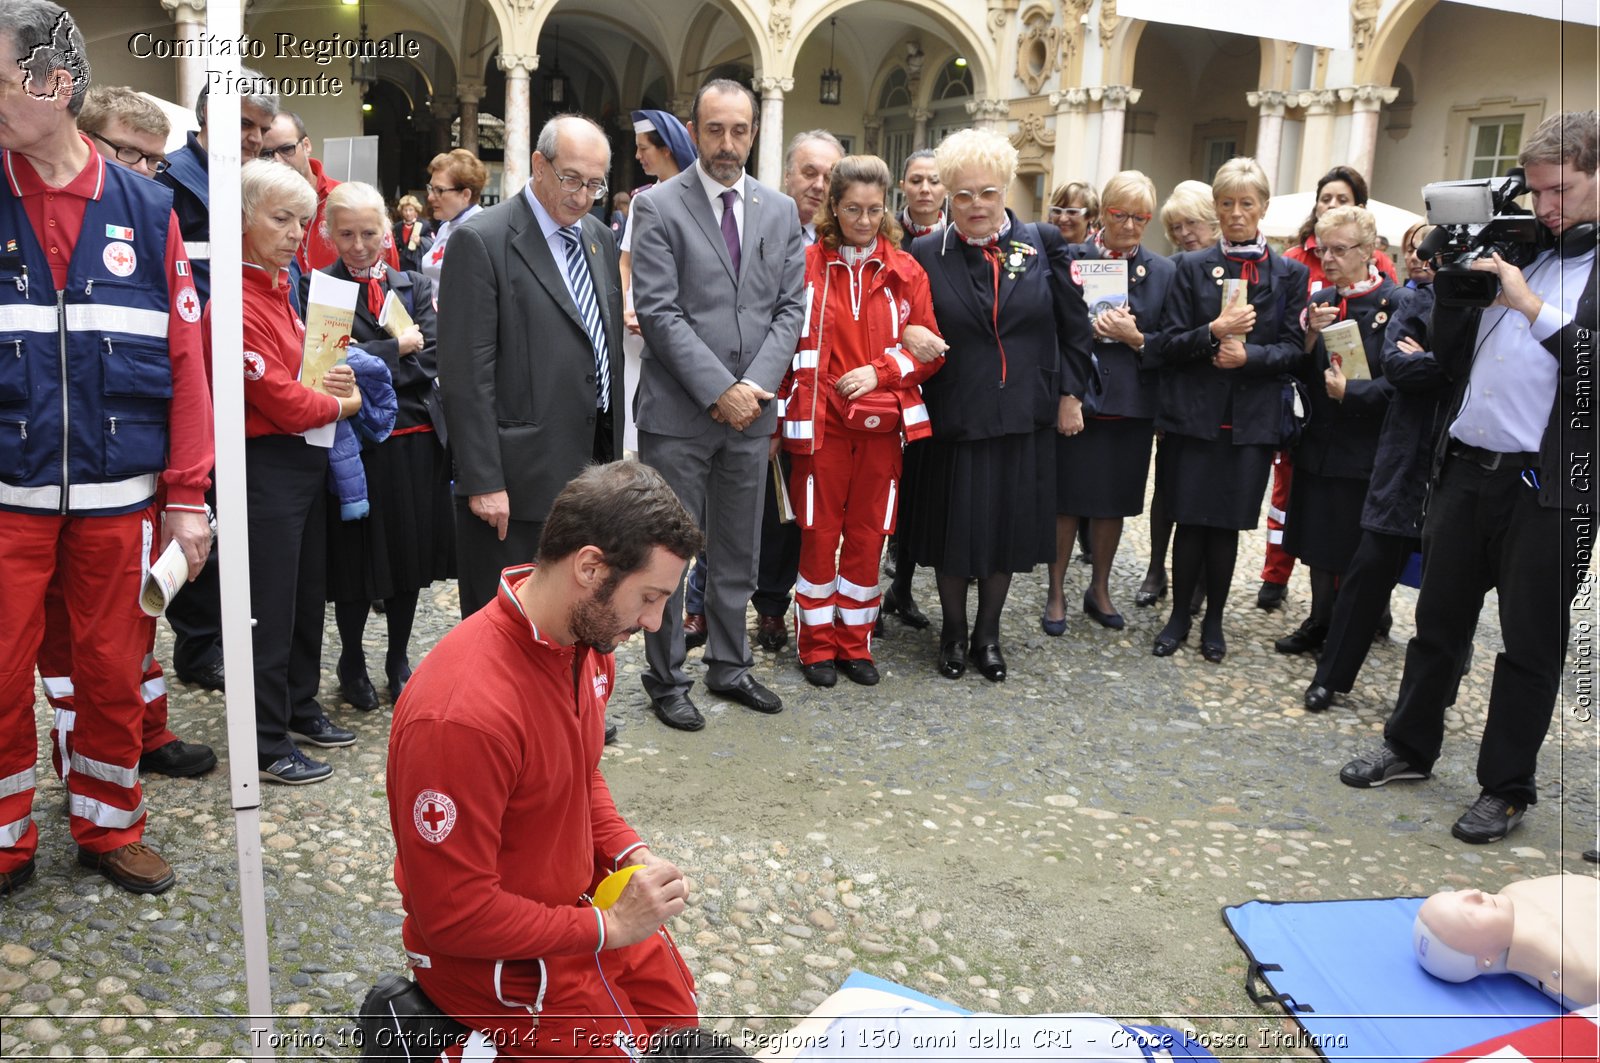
[327, 348, 396, 520]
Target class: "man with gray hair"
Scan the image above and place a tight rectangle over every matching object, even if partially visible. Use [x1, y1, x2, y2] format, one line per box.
[437, 113, 625, 627]
[0, 0, 213, 896]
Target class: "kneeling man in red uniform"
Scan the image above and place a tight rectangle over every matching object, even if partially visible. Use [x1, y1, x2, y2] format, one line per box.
[387, 461, 705, 1059]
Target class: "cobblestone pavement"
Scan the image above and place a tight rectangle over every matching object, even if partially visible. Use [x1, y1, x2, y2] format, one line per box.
[3, 517, 1596, 1059]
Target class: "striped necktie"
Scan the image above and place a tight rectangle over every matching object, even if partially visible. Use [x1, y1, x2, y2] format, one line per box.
[558, 225, 611, 411]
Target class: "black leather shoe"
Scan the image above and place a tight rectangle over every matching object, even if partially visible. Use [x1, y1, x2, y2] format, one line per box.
[1303, 683, 1334, 712]
[836, 658, 880, 686]
[0, 856, 35, 896]
[801, 660, 837, 688]
[1275, 619, 1328, 655]
[338, 661, 379, 712]
[139, 739, 217, 777]
[882, 586, 930, 629]
[1200, 637, 1226, 663]
[968, 643, 1006, 682]
[176, 657, 225, 693]
[1152, 622, 1189, 657]
[1134, 573, 1167, 608]
[651, 692, 705, 731]
[289, 714, 356, 748]
[1451, 793, 1525, 844]
[386, 657, 412, 704]
[709, 674, 783, 714]
[1256, 580, 1287, 611]
[604, 718, 619, 745]
[755, 615, 788, 652]
[1082, 589, 1125, 630]
[938, 639, 966, 679]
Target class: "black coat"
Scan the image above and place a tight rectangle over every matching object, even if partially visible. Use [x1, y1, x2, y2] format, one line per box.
[1362, 284, 1450, 537]
[1294, 280, 1400, 480]
[299, 264, 438, 431]
[1153, 243, 1310, 444]
[1065, 242, 1175, 420]
[1430, 249, 1598, 512]
[910, 214, 1093, 442]
[393, 219, 434, 274]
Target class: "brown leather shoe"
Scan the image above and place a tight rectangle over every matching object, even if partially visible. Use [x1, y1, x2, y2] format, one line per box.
[0, 856, 35, 896]
[77, 842, 175, 895]
[756, 614, 788, 651]
[683, 612, 708, 650]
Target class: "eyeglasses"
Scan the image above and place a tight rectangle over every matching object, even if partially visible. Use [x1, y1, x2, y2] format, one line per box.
[951, 187, 1004, 208]
[258, 142, 300, 162]
[1314, 242, 1370, 258]
[1104, 207, 1153, 226]
[1048, 206, 1088, 219]
[552, 171, 609, 201]
[425, 184, 462, 197]
[88, 131, 169, 174]
[837, 205, 886, 221]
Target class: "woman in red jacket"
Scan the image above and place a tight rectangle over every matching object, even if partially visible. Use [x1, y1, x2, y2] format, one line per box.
[779, 155, 944, 688]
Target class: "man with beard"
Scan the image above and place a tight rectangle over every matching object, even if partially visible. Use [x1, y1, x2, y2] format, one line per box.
[386, 462, 704, 1059]
[630, 78, 806, 731]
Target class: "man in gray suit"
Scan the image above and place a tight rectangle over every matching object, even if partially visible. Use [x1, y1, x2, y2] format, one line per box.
[631, 79, 806, 730]
[438, 114, 625, 620]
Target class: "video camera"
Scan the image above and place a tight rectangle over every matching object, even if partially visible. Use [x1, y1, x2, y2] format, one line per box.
[1417, 168, 1547, 308]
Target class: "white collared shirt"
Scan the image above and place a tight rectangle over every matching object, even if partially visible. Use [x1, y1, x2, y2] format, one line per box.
[695, 161, 747, 236]
[1449, 245, 1595, 453]
[522, 181, 587, 308]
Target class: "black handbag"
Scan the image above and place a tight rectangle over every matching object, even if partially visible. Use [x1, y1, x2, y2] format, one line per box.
[356, 973, 473, 1061]
[1278, 375, 1311, 447]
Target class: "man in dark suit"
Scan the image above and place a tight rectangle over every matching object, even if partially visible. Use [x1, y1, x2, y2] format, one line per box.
[1340, 111, 1599, 844]
[630, 79, 806, 730]
[438, 114, 625, 619]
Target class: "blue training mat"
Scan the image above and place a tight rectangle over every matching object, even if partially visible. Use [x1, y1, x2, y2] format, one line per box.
[1222, 897, 1564, 1063]
[837, 970, 1217, 1061]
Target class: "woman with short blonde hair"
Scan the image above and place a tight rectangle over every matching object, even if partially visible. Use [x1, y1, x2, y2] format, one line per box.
[1158, 180, 1218, 254]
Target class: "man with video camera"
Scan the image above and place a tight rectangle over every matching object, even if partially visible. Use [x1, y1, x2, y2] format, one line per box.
[1339, 110, 1597, 845]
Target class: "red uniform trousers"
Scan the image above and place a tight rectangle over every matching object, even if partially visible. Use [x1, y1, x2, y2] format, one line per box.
[1262, 450, 1296, 584]
[790, 418, 902, 665]
[0, 507, 156, 873]
[419, 928, 698, 1060]
[39, 565, 175, 778]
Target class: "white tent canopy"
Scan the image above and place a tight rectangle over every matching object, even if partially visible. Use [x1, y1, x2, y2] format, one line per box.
[137, 92, 199, 153]
[1262, 192, 1427, 246]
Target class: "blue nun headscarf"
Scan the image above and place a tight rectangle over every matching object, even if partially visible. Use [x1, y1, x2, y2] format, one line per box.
[630, 108, 697, 174]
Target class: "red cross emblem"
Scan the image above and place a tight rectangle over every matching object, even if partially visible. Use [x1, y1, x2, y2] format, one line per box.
[176, 286, 201, 323]
[412, 789, 457, 843]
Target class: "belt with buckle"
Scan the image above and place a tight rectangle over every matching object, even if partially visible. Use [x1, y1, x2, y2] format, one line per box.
[1447, 441, 1539, 471]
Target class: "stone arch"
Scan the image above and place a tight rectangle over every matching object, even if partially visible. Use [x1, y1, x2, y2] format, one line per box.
[1360, 0, 1439, 86]
[787, 0, 993, 97]
[1102, 16, 1145, 85]
[497, 0, 774, 80]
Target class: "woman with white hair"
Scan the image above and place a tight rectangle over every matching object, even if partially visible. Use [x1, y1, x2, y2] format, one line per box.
[1151, 157, 1309, 663]
[1275, 204, 1400, 660]
[904, 129, 1093, 682]
[306, 182, 452, 711]
[230, 159, 364, 785]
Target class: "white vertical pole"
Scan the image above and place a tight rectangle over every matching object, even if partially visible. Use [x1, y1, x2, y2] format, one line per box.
[205, 1, 276, 1055]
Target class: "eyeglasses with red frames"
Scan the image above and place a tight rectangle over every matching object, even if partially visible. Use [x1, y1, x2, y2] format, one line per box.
[1104, 207, 1153, 226]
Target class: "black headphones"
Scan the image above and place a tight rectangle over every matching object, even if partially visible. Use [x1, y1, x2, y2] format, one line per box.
[1557, 221, 1599, 258]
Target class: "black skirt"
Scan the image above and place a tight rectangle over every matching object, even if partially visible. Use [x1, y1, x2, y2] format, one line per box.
[1056, 415, 1155, 518]
[325, 431, 457, 602]
[1160, 430, 1275, 530]
[1283, 470, 1367, 571]
[906, 428, 1056, 578]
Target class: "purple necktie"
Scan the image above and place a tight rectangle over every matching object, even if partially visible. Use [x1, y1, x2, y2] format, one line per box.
[719, 187, 741, 277]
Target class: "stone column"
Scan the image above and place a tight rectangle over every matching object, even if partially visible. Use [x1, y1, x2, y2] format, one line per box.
[862, 115, 883, 155]
[1089, 85, 1141, 185]
[499, 54, 537, 198]
[668, 95, 696, 123]
[910, 108, 933, 151]
[1048, 88, 1089, 187]
[1246, 90, 1289, 193]
[1338, 84, 1399, 182]
[430, 97, 455, 153]
[160, 0, 208, 112]
[1295, 89, 1338, 193]
[457, 79, 486, 155]
[754, 77, 793, 186]
[964, 98, 1011, 135]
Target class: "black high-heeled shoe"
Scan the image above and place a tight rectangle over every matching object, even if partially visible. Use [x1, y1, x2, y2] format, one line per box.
[1134, 573, 1168, 608]
[338, 656, 378, 712]
[968, 643, 1006, 682]
[386, 656, 413, 703]
[1152, 622, 1190, 657]
[1200, 637, 1227, 663]
[937, 639, 967, 679]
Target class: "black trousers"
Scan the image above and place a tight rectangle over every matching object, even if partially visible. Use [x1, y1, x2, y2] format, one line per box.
[163, 479, 223, 675]
[246, 437, 331, 761]
[1385, 455, 1586, 805]
[753, 451, 800, 618]
[1315, 529, 1418, 693]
